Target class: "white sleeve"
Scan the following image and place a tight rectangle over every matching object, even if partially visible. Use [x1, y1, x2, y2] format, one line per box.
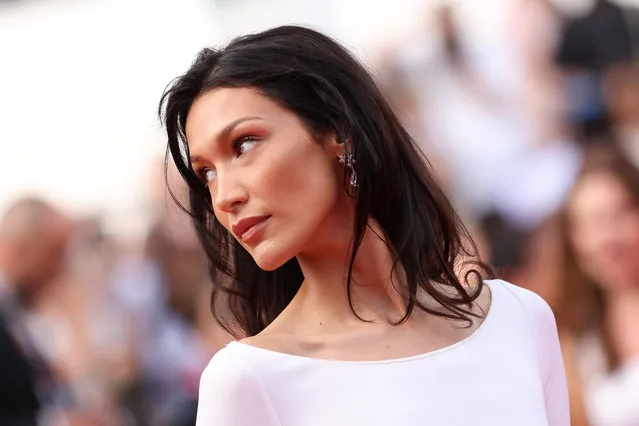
[196, 349, 282, 426]
[587, 358, 639, 426]
[533, 295, 571, 426]
[504, 281, 571, 426]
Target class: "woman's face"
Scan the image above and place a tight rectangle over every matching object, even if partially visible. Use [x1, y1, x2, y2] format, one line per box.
[185, 87, 350, 270]
[567, 170, 639, 291]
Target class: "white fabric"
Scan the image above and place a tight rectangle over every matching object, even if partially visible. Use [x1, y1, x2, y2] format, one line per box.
[587, 357, 639, 426]
[576, 334, 639, 426]
[195, 279, 569, 426]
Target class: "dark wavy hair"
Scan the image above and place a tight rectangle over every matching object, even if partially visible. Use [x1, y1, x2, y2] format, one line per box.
[159, 25, 490, 338]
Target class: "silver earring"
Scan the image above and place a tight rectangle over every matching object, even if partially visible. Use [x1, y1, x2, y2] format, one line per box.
[338, 152, 358, 188]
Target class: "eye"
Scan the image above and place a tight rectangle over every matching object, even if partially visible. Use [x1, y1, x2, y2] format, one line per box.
[197, 168, 217, 184]
[205, 169, 217, 183]
[234, 136, 259, 156]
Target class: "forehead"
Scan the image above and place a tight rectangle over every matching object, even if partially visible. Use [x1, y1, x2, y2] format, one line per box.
[570, 171, 631, 215]
[185, 87, 279, 141]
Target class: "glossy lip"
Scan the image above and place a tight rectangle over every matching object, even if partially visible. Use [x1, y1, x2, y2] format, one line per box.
[232, 215, 270, 243]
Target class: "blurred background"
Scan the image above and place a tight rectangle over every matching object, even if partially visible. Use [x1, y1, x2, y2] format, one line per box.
[2, 0, 639, 424]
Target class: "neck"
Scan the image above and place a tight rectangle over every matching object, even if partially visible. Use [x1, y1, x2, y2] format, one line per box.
[605, 287, 639, 360]
[284, 219, 408, 332]
[607, 287, 639, 311]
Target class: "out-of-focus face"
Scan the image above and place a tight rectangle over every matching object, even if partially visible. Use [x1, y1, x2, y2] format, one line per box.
[604, 66, 639, 125]
[185, 87, 351, 271]
[567, 170, 639, 292]
[11, 216, 71, 291]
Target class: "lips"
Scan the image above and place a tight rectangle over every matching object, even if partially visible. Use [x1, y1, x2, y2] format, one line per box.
[231, 215, 270, 243]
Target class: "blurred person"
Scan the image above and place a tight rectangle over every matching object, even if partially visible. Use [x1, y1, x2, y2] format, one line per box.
[604, 65, 639, 167]
[478, 210, 529, 279]
[509, 0, 567, 147]
[492, 8, 580, 232]
[556, 0, 639, 72]
[554, 0, 639, 143]
[160, 25, 569, 425]
[506, 216, 567, 309]
[52, 217, 135, 425]
[108, 212, 214, 426]
[0, 197, 72, 425]
[109, 157, 227, 425]
[476, 0, 582, 290]
[393, 4, 532, 222]
[558, 145, 639, 425]
[375, 61, 450, 195]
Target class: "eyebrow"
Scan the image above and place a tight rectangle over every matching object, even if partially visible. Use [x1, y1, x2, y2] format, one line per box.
[189, 116, 263, 163]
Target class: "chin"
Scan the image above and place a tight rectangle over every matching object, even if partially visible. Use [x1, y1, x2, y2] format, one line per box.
[249, 241, 295, 271]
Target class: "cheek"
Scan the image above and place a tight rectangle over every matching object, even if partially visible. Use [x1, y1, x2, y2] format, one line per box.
[619, 214, 639, 254]
[253, 144, 342, 260]
[571, 227, 608, 277]
[212, 207, 231, 233]
[570, 224, 595, 257]
[256, 143, 339, 214]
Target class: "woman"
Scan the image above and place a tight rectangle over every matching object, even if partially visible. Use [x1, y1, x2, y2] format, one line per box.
[557, 145, 639, 426]
[159, 25, 568, 425]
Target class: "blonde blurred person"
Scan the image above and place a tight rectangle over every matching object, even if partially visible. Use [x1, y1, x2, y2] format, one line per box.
[0, 199, 134, 426]
[557, 146, 639, 426]
[0, 198, 72, 425]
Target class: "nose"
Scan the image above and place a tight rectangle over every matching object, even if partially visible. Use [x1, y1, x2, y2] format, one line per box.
[213, 168, 248, 213]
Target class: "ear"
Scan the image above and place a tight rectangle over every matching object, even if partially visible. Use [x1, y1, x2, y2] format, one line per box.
[324, 132, 349, 159]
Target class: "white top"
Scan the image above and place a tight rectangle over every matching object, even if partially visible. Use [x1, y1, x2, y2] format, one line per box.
[576, 333, 639, 426]
[195, 279, 570, 426]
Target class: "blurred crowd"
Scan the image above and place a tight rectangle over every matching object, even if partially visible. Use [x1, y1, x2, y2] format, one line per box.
[2, 0, 639, 425]
[377, 1, 639, 424]
[0, 162, 231, 425]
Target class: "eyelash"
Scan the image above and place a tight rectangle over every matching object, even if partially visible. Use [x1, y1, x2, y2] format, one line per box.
[232, 135, 259, 155]
[195, 135, 260, 184]
[195, 168, 213, 184]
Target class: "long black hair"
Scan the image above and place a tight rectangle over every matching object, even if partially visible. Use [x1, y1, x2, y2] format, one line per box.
[159, 25, 490, 338]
